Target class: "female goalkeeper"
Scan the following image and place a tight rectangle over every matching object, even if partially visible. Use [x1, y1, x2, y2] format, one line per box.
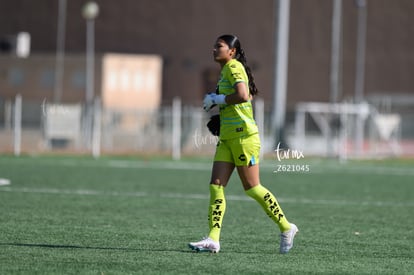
[188, 34, 298, 254]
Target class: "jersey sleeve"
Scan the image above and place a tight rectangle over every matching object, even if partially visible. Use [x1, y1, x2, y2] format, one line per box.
[227, 62, 246, 86]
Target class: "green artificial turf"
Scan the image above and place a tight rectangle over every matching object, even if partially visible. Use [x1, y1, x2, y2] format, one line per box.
[0, 155, 413, 274]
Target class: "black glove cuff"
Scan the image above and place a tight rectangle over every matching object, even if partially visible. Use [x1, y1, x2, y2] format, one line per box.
[207, 114, 220, 136]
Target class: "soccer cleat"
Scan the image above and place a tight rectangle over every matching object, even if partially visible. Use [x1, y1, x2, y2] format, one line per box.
[280, 223, 299, 254]
[188, 237, 220, 253]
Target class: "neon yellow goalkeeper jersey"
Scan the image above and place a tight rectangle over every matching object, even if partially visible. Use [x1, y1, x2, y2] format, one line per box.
[217, 59, 258, 140]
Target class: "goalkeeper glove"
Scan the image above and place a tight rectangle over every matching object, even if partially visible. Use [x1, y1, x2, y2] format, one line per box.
[207, 114, 220, 136]
[203, 93, 226, 112]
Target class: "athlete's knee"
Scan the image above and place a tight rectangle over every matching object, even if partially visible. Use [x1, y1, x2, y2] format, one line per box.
[211, 177, 230, 187]
[210, 178, 222, 185]
[243, 182, 260, 193]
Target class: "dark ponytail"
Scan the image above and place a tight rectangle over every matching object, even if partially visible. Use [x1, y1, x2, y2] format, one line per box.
[218, 34, 259, 96]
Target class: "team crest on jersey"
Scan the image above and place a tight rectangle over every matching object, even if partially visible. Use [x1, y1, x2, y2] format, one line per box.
[230, 64, 237, 68]
[232, 73, 241, 79]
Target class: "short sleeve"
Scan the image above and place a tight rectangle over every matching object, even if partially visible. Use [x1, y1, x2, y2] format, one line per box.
[227, 62, 246, 86]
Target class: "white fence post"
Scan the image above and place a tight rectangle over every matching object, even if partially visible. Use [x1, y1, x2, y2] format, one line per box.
[13, 94, 22, 156]
[255, 98, 265, 159]
[172, 97, 181, 160]
[92, 97, 101, 158]
[5, 99, 12, 130]
[294, 106, 306, 151]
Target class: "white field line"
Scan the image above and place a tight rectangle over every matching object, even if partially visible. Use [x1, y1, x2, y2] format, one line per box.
[1, 186, 413, 207]
[107, 160, 212, 171]
[109, 159, 414, 176]
[313, 164, 414, 177]
[6, 158, 413, 176]
[57, 159, 414, 177]
[0, 187, 147, 197]
[0, 178, 11, 186]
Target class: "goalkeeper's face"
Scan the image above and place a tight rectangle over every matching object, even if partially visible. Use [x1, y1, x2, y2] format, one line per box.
[213, 39, 236, 65]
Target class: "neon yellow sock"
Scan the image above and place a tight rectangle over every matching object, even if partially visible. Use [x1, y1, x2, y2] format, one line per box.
[208, 184, 226, 242]
[245, 184, 291, 232]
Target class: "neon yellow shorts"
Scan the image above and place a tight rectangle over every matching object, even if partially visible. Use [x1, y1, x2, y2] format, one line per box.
[214, 133, 261, 166]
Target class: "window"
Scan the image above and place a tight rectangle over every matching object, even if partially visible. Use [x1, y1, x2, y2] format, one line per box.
[8, 68, 24, 87]
[72, 71, 86, 89]
[40, 70, 55, 89]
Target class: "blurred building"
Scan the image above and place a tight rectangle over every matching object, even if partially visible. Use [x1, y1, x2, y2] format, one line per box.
[0, 0, 414, 111]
